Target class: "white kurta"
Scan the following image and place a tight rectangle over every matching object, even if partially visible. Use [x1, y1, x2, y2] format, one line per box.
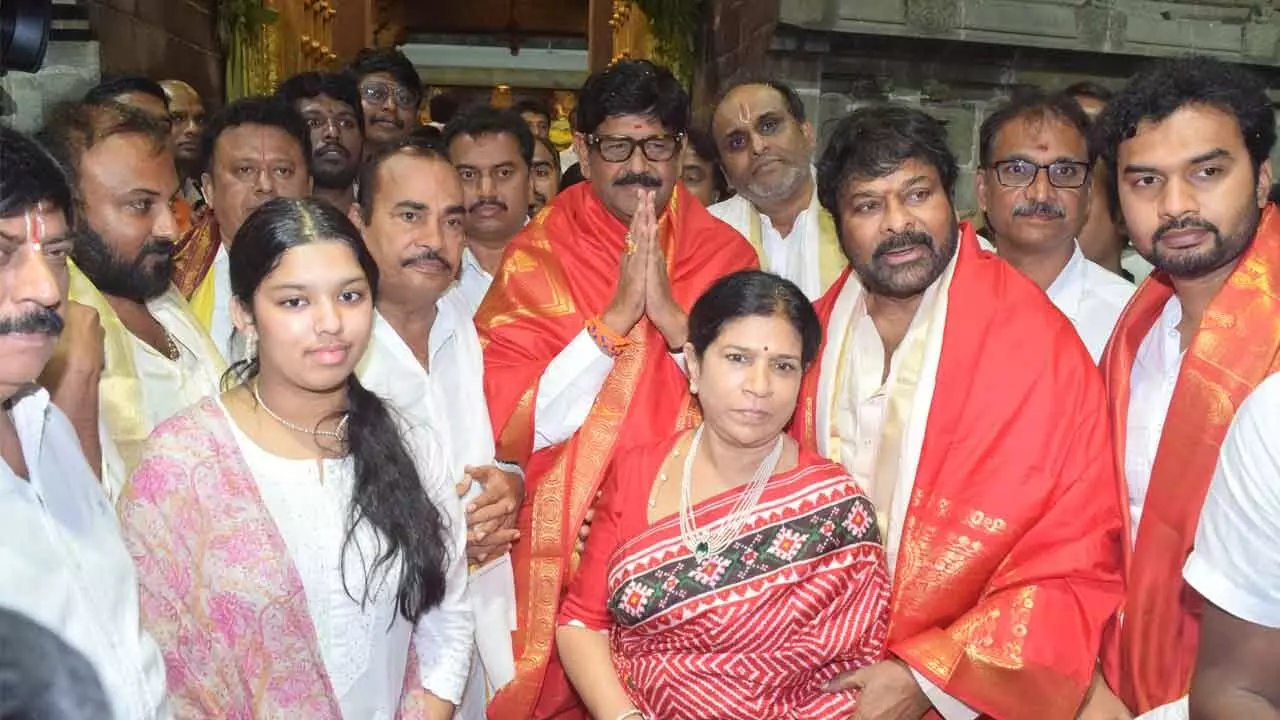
[357, 289, 515, 718]
[0, 387, 169, 719]
[978, 238, 1135, 362]
[709, 178, 836, 300]
[99, 288, 226, 502]
[208, 245, 235, 362]
[816, 244, 978, 720]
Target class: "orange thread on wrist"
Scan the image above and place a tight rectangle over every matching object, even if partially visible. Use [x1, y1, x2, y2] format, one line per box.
[586, 316, 631, 357]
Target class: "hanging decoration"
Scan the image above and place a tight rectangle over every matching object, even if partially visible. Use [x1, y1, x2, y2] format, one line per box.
[217, 0, 280, 101]
[634, 0, 699, 88]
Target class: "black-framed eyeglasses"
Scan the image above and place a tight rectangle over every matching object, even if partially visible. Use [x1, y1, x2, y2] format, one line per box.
[360, 82, 419, 109]
[992, 159, 1091, 189]
[586, 133, 684, 163]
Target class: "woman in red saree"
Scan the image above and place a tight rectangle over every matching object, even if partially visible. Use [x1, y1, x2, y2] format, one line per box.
[557, 271, 891, 720]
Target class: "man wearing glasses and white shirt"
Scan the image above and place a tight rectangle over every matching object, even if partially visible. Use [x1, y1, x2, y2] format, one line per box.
[975, 91, 1135, 362]
[0, 126, 168, 719]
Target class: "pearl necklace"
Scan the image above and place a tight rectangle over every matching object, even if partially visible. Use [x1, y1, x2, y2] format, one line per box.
[252, 381, 349, 441]
[679, 425, 784, 561]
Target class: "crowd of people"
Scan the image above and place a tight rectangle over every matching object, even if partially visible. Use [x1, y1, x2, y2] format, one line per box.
[0, 43, 1277, 720]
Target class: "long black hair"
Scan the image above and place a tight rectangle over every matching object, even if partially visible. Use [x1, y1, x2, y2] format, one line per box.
[226, 196, 448, 620]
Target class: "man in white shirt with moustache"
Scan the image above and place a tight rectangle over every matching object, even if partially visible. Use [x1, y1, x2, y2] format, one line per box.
[709, 78, 846, 300]
[443, 106, 534, 315]
[350, 139, 520, 720]
[975, 90, 1135, 362]
[0, 125, 169, 719]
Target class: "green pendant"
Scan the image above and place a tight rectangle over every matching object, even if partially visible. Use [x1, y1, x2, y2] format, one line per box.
[695, 541, 709, 559]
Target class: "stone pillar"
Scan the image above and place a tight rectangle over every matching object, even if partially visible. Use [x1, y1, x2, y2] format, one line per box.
[82, 0, 221, 102]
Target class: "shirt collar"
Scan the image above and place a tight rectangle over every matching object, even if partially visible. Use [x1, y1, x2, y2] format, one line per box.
[1, 385, 51, 481]
[1044, 241, 1086, 320]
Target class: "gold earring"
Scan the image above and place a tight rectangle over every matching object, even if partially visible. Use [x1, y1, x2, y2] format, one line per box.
[689, 381, 698, 395]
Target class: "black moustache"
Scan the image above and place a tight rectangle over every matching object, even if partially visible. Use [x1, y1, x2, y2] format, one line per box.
[402, 250, 453, 272]
[874, 231, 934, 260]
[614, 172, 662, 188]
[470, 200, 507, 213]
[1154, 216, 1219, 242]
[1013, 202, 1066, 219]
[0, 309, 64, 337]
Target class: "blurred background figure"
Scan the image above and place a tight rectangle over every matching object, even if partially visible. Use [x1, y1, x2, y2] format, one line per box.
[0, 608, 113, 720]
[515, 98, 551, 139]
[681, 127, 727, 207]
[277, 71, 365, 214]
[347, 48, 421, 151]
[531, 135, 562, 215]
[428, 92, 459, 131]
[159, 80, 208, 210]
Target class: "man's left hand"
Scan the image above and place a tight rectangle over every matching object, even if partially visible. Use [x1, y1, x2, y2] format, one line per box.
[458, 465, 524, 564]
[824, 659, 932, 720]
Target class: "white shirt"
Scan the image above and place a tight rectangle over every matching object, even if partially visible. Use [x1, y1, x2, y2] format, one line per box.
[209, 244, 234, 361]
[1125, 296, 1185, 547]
[0, 387, 169, 719]
[709, 175, 833, 300]
[1044, 244, 1135, 362]
[532, 332, 687, 452]
[99, 291, 226, 502]
[1184, 371, 1280, 628]
[456, 247, 494, 317]
[358, 293, 517, 719]
[978, 237, 1134, 363]
[1123, 246, 1156, 285]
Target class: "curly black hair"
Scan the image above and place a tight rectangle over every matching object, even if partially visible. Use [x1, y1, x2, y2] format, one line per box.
[1093, 55, 1276, 218]
[347, 47, 421, 104]
[277, 71, 365, 130]
[816, 103, 957, 217]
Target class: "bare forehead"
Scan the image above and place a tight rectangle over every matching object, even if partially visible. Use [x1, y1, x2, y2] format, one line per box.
[1120, 104, 1247, 164]
[841, 157, 941, 196]
[993, 113, 1087, 156]
[594, 114, 670, 136]
[449, 131, 522, 160]
[378, 153, 462, 202]
[298, 94, 357, 116]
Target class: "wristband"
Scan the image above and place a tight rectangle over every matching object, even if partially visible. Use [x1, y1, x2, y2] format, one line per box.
[586, 316, 631, 357]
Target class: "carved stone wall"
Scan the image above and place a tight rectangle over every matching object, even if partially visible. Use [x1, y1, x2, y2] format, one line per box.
[765, 0, 1280, 213]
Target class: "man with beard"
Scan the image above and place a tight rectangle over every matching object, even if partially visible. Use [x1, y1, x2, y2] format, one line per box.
[478, 59, 757, 718]
[278, 71, 364, 214]
[352, 139, 521, 720]
[976, 91, 1134, 362]
[348, 47, 421, 151]
[1083, 56, 1279, 720]
[530, 135, 562, 216]
[792, 104, 1124, 720]
[159, 79, 208, 210]
[709, 79, 845, 300]
[444, 105, 534, 315]
[172, 96, 312, 360]
[39, 101, 226, 502]
[0, 125, 168, 719]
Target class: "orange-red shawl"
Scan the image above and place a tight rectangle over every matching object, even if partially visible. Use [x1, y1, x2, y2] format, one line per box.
[477, 182, 758, 718]
[794, 224, 1126, 719]
[1100, 203, 1280, 713]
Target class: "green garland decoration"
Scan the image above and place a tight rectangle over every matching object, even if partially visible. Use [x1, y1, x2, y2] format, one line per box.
[217, 0, 279, 100]
[634, 0, 699, 88]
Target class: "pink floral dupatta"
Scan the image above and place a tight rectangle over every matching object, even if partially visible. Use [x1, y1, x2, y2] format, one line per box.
[117, 397, 436, 718]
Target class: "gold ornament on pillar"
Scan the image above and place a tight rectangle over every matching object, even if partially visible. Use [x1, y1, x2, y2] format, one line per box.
[491, 84, 514, 109]
[218, 0, 280, 101]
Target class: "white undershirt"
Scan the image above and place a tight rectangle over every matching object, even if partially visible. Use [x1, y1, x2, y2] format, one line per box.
[210, 245, 234, 361]
[222, 398, 411, 719]
[1124, 296, 1185, 547]
[1043, 244, 1136, 363]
